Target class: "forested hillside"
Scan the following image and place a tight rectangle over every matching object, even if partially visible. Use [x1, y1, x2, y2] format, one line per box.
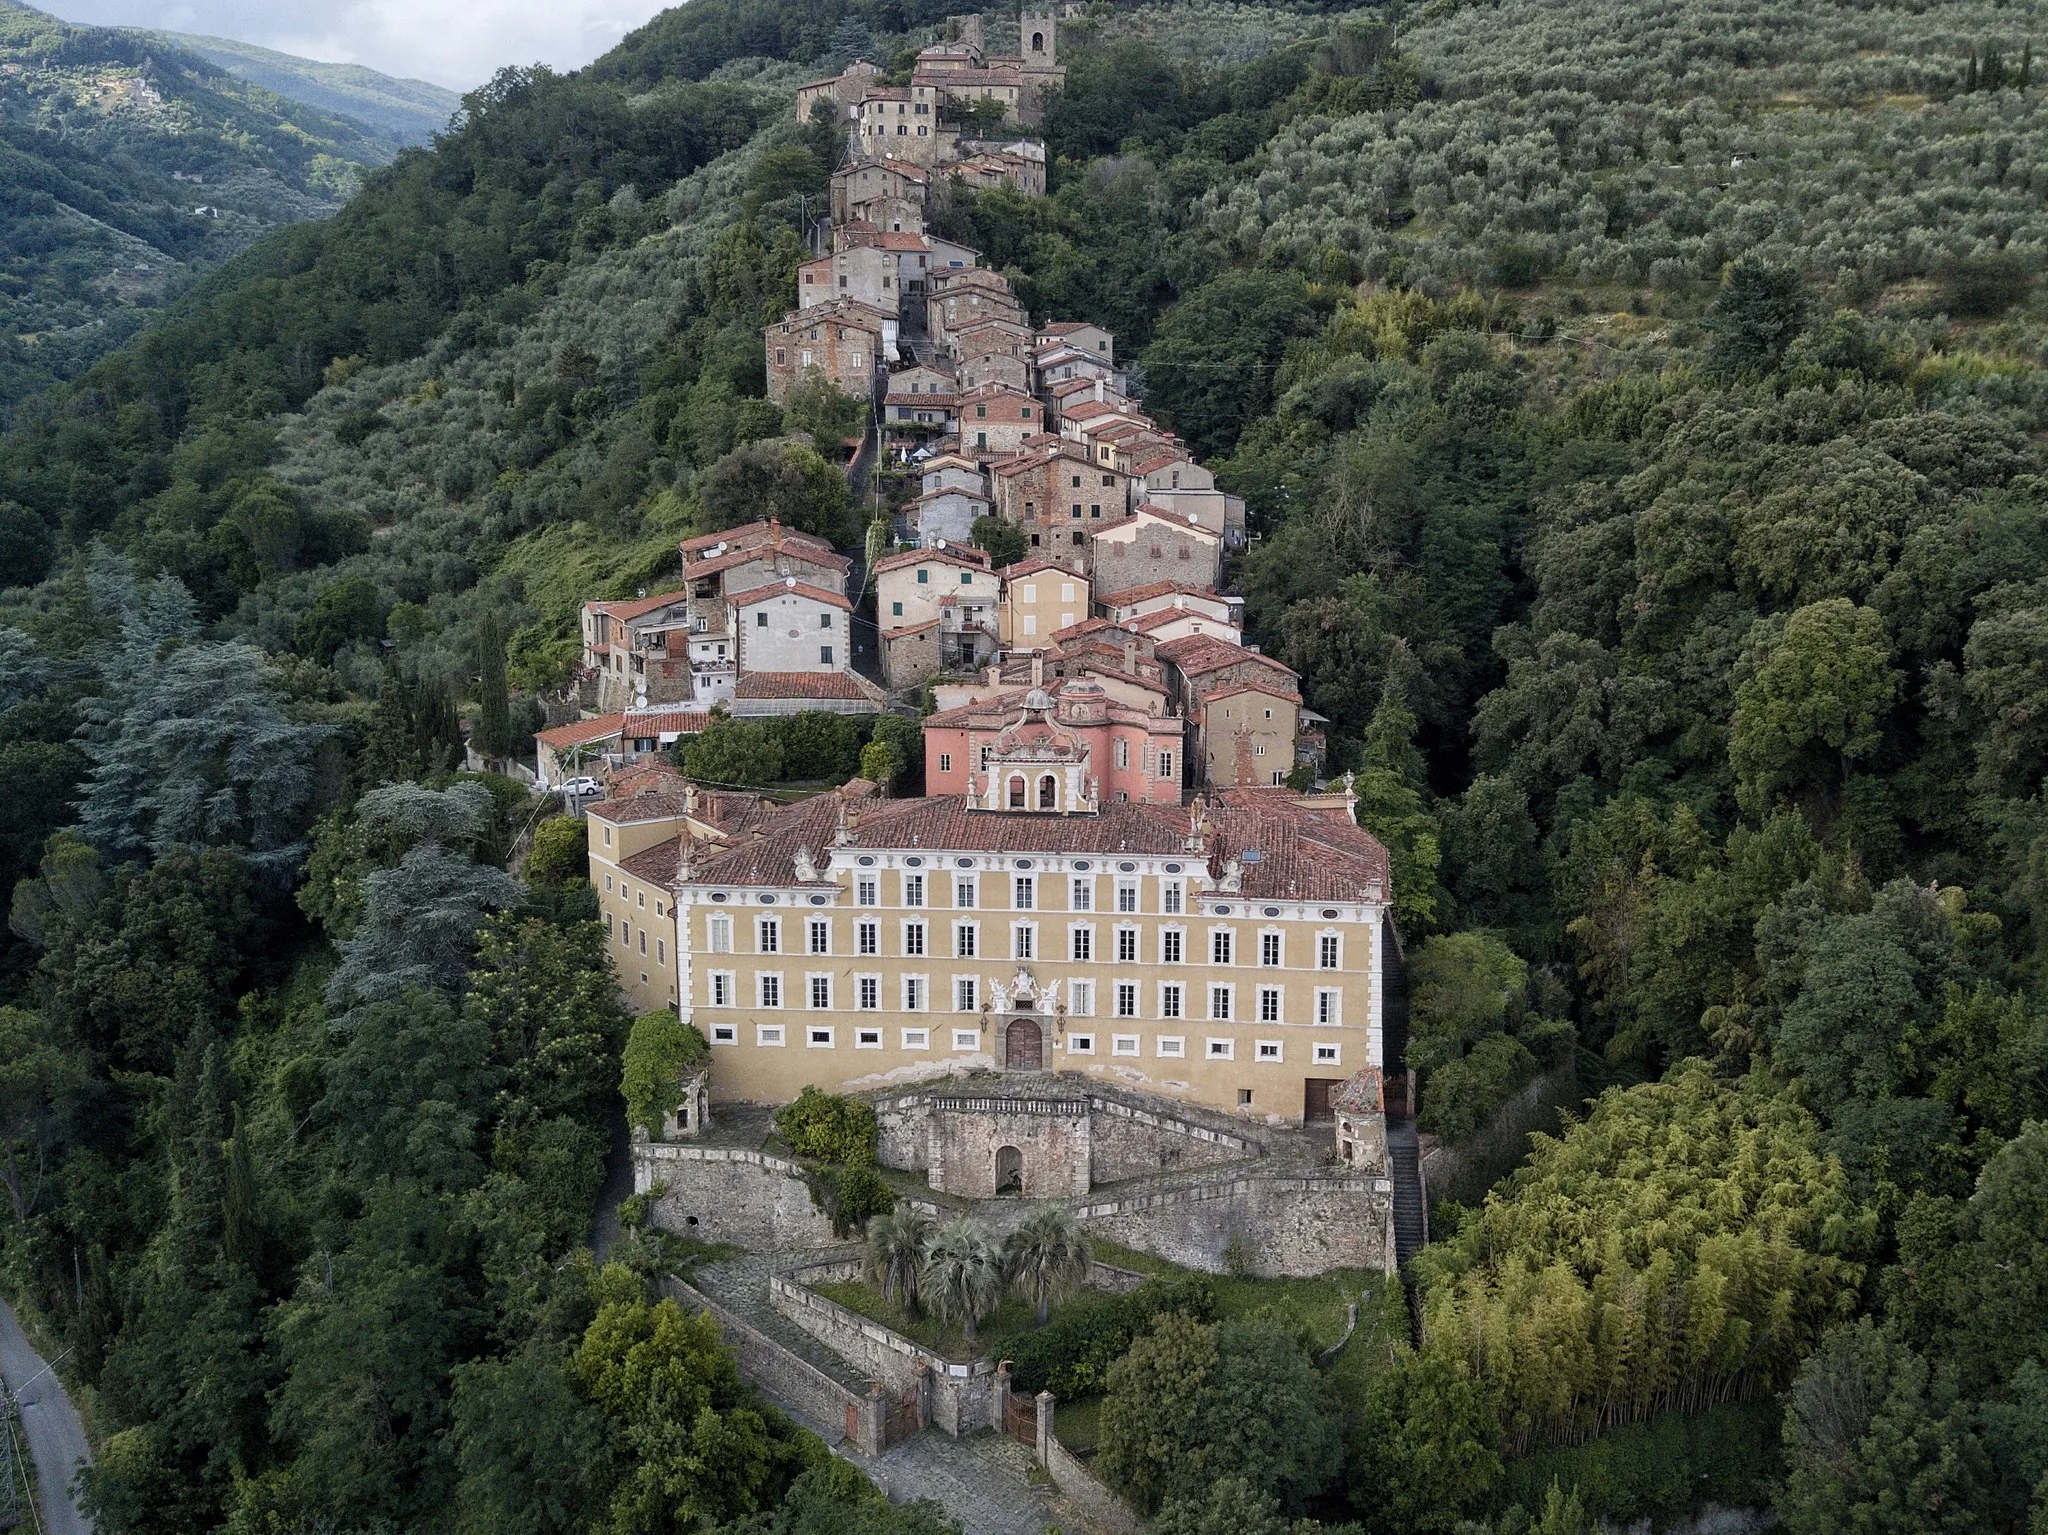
[1, 0, 2046, 1531]
[0, 1, 416, 412]
[153, 33, 460, 144]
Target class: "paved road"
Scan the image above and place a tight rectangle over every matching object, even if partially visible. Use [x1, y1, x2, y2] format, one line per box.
[0, 1298, 91, 1535]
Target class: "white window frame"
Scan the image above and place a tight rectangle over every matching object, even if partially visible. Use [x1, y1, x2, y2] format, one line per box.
[1012, 922, 1035, 960]
[1260, 929, 1283, 967]
[1114, 981, 1138, 1018]
[808, 918, 831, 955]
[756, 916, 781, 954]
[858, 919, 879, 956]
[904, 975, 929, 1011]
[1209, 983, 1234, 1021]
[709, 970, 735, 1007]
[903, 873, 925, 907]
[1162, 879, 1184, 915]
[758, 972, 783, 1008]
[1210, 929, 1234, 966]
[1255, 1039, 1283, 1062]
[1317, 987, 1342, 1026]
[1318, 931, 1343, 970]
[855, 1027, 883, 1049]
[1206, 1038, 1235, 1060]
[955, 976, 979, 1011]
[1067, 1033, 1095, 1055]
[1314, 1041, 1342, 1065]
[807, 1025, 835, 1048]
[711, 1023, 738, 1045]
[756, 1024, 785, 1047]
[1013, 874, 1035, 910]
[1116, 925, 1139, 963]
[1160, 928, 1184, 965]
[955, 877, 977, 908]
[954, 920, 979, 958]
[1159, 982, 1184, 1019]
[1116, 880, 1139, 913]
[902, 919, 927, 957]
[1112, 1033, 1141, 1057]
[1156, 1035, 1185, 1059]
[1070, 924, 1093, 962]
[1070, 877, 1093, 911]
[708, 914, 733, 953]
[1068, 979, 1095, 1017]
[903, 1028, 932, 1050]
[857, 876, 879, 907]
[952, 1028, 980, 1051]
[857, 974, 881, 1010]
[808, 973, 833, 1010]
[1258, 985, 1283, 1024]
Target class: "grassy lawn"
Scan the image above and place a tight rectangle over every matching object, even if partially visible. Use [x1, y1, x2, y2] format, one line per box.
[1085, 1237, 1400, 1360]
[812, 1277, 1050, 1363]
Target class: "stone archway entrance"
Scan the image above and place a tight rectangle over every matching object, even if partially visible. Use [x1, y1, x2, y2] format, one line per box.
[995, 1144, 1023, 1194]
[1004, 1014, 1043, 1070]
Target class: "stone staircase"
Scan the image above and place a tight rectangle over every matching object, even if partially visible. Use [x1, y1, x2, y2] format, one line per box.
[1387, 1119, 1425, 1271]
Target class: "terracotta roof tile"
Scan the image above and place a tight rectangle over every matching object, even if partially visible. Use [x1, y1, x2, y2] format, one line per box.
[1156, 634, 1296, 679]
[732, 671, 888, 702]
[726, 578, 853, 611]
[589, 589, 689, 623]
[874, 546, 991, 577]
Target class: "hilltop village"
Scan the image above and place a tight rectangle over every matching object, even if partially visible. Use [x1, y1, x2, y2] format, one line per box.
[550, 15, 1399, 1308]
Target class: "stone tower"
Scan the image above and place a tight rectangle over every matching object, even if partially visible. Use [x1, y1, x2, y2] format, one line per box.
[1021, 8, 1057, 70]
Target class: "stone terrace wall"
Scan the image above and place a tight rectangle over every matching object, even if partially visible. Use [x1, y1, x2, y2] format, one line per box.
[1087, 1093, 1258, 1184]
[873, 1092, 933, 1173]
[1044, 1434, 1142, 1535]
[663, 1275, 883, 1454]
[772, 1259, 1001, 1436]
[1075, 1175, 1395, 1277]
[637, 1143, 840, 1250]
[928, 1097, 1091, 1198]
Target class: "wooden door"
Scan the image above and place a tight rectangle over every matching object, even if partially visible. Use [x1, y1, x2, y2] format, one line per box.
[1304, 1077, 1342, 1122]
[1005, 1015, 1043, 1070]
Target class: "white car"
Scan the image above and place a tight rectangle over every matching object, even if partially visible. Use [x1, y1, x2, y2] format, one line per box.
[556, 776, 601, 798]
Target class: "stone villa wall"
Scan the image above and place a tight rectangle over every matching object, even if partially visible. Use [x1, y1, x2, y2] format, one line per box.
[771, 1259, 1002, 1436]
[1075, 1174, 1396, 1278]
[636, 1143, 839, 1250]
[1087, 1094, 1256, 1184]
[926, 1097, 1091, 1198]
[663, 1274, 884, 1454]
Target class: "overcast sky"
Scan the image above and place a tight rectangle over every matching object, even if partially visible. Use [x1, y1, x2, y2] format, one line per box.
[45, 0, 678, 90]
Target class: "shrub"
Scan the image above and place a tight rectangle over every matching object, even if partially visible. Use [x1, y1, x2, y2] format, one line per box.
[525, 815, 587, 884]
[774, 1084, 879, 1167]
[1420, 1032, 1542, 1142]
[1495, 1400, 1785, 1527]
[1006, 1275, 1218, 1398]
[620, 1011, 708, 1137]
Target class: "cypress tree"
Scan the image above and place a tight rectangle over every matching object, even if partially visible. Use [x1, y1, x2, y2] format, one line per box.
[474, 611, 512, 761]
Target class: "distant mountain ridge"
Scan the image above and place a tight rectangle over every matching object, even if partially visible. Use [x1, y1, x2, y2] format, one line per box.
[156, 32, 461, 146]
[0, 0, 409, 412]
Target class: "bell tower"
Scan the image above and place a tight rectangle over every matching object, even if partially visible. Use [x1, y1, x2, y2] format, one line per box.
[1021, 8, 1056, 69]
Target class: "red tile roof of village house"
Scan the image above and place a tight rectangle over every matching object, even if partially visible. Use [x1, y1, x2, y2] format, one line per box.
[1039, 321, 1102, 336]
[536, 709, 712, 751]
[682, 780, 879, 886]
[1131, 502, 1219, 534]
[1131, 449, 1193, 475]
[587, 589, 689, 622]
[1106, 580, 1226, 608]
[588, 791, 699, 825]
[837, 157, 928, 182]
[725, 579, 853, 611]
[1156, 633, 1299, 679]
[608, 762, 684, 797]
[1122, 605, 1228, 635]
[1000, 557, 1087, 581]
[887, 391, 959, 409]
[731, 670, 885, 701]
[620, 837, 686, 884]
[884, 617, 941, 638]
[1333, 1067, 1385, 1114]
[868, 231, 933, 251]
[682, 518, 837, 555]
[873, 545, 991, 577]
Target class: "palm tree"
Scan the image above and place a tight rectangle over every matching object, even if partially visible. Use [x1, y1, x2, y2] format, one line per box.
[1002, 1206, 1093, 1326]
[919, 1216, 1004, 1342]
[864, 1203, 933, 1314]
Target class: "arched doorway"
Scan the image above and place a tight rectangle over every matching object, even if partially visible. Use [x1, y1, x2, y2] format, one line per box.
[995, 1145, 1023, 1195]
[1005, 1014, 1043, 1070]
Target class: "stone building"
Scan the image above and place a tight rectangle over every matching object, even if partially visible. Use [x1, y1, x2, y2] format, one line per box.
[928, 268, 1025, 353]
[1156, 633, 1303, 789]
[990, 438, 1134, 556]
[1088, 504, 1223, 597]
[874, 544, 999, 685]
[957, 382, 1043, 457]
[798, 245, 900, 316]
[624, 777, 1392, 1126]
[764, 300, 889, 404]
[581, 590, 695, 710]
[831, 158, 929, 225]
[795, 58, 881, 126]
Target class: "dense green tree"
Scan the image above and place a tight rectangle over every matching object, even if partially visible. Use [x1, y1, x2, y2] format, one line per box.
[683, 713, 786, 786]
[1140, 270, 1319, 460]
[1706, 259, 1809, 377]
[1729, 599, 1899, 817]
[697, 439, 854, 543]
[970, 514, 1027, 567]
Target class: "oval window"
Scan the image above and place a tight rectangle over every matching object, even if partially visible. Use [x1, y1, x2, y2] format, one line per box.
[1321, 908, 1340, 920]
[1164, 862, 1182, 874]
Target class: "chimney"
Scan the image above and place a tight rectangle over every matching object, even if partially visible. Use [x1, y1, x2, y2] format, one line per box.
[1123, 635, 1137, 675]
[1031, 655, 1045, 687]
[1094, 377, 1105, 403]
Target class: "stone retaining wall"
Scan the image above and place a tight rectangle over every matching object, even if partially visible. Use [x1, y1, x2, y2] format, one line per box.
[1086, 1093, 1256, 1183]
[636, 1143, 840, 1250]
[1043, 1433, 1142, 1535]
[662, 1275, 884, 1454]
[1075, 1175, 1396, 1277]
[770, 1259, 1001, 1436]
